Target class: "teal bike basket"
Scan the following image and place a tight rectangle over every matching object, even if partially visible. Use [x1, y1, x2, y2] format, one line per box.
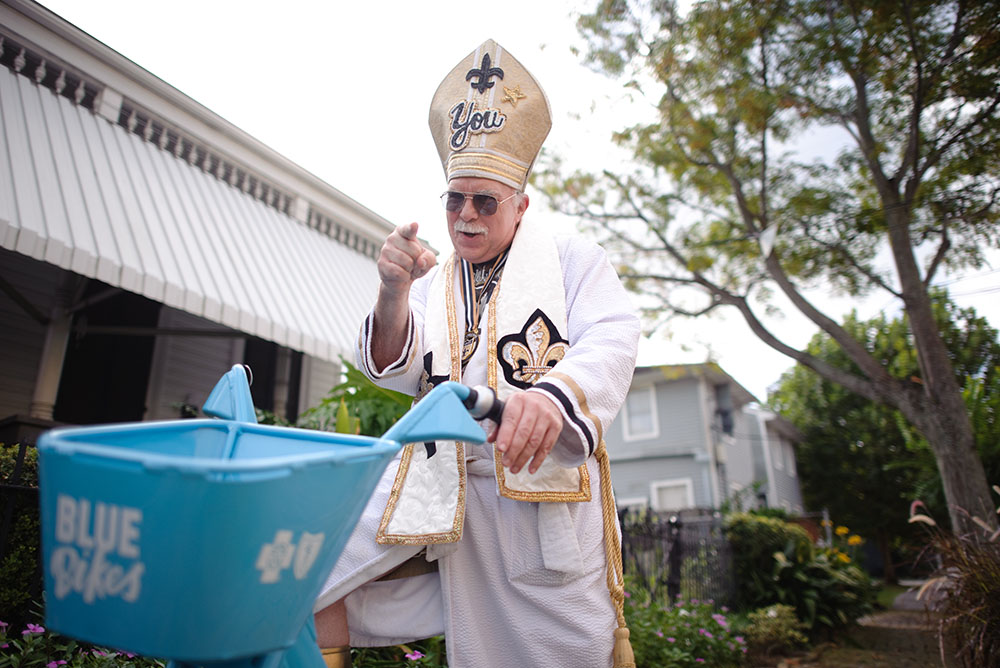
[37, 367, 486, 666]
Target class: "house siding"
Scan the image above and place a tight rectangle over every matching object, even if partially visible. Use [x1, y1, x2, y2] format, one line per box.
[143, 307, 244, 420]
[299, 356, 341, 412]
[614, 377, 706, 459]
[0, 249, 61, 418]
[770, 434, 804, 512]
[610, 454, 711, 509]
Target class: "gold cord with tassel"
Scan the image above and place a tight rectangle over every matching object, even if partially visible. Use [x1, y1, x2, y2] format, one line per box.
[596, 441, 636, 668]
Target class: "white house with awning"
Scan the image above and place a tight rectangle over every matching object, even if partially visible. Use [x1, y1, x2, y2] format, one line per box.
[0, 0, 393, 431]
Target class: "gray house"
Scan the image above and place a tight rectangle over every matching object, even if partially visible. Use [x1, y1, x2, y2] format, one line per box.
[0, 0, 392, 436]
[607, 363, 804, 514]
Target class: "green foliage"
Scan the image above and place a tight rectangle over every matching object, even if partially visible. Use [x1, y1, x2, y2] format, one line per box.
[1, 443, 38, 487]
[768, 542, 876, 633]
[742, 604, 808, 660]
[0, 621, 163, 667]
[351, 637, 448, 666]
[297, 360, 411, 437]
[0, 513, 39, 628]
[724, 513, 812, 609]
[769, 295, 1000, 550]
[549, 0, 1000, 534]
[254, 359, 411, 437]
[623, 575, 748, 667]
[0, 444, 40, 629]
[724, 513, 874, 633]
[910, 489, 1000, 668]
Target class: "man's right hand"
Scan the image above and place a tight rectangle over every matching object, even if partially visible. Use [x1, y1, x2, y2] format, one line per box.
[370, 223, 436, 371]
[378, 222, 437, 295]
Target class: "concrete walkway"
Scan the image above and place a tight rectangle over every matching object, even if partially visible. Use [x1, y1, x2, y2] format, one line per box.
[848, 579, 953, 666]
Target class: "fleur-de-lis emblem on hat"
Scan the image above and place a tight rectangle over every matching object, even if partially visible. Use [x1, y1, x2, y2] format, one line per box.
[466, 54, 504, 94]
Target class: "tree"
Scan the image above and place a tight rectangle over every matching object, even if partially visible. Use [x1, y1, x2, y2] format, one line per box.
[769, 295, 1000, 580]
[543, 0, 1000, 532]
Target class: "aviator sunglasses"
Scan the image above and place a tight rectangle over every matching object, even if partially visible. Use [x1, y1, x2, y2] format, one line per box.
[440, 190, 518, 216]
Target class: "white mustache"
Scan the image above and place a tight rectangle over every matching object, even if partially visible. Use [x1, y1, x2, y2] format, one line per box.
[454, 220, 488, 235]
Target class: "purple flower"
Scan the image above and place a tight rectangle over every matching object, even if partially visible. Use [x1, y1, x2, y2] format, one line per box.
[655, 630, 664, 638]
[735, 635, 745, 644]
[91, 650, 108, 657]
[696, 659, 706, 663]
[405, 650, 425, 661]
[667, 637, 676, 643]
[23, 623, 44, 635]
[47, 661, 67, 668]
[0, 620, 8, 628]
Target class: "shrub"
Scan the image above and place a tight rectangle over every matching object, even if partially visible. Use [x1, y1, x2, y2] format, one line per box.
[0, 443, 41, 629]
[769, 540, 875, 633]
[0, 620, 164, 667]
[624, 575, 747, 667]
[742, 604, 808, 660]
[724, 513, 813, 610]
[725, 513, 875, 634]
[351, 637, 448, 666]
[910, 491, 1000, 667]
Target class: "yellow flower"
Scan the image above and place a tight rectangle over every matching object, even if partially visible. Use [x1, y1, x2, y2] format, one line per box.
[848, 535, 863, 546]
[837, 552, 851, 563]
[835, 525, 850, 536]
[821, 519, 833, 527]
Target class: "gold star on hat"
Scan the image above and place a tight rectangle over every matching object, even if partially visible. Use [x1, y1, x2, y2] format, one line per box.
[429, 39, 552, 191]
[501, 85, 527, 107]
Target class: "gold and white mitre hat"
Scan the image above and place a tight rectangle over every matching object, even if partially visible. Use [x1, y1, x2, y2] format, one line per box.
[429, 39, 552, 191]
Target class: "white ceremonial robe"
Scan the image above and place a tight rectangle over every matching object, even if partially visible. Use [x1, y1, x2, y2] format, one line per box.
[316, 229, 640, 668]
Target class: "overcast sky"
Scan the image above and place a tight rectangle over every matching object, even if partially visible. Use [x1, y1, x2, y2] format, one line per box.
[34, 0, 1000, 400]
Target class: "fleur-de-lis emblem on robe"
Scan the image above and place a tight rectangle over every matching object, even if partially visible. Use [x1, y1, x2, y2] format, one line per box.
[498, 309, 569, 388]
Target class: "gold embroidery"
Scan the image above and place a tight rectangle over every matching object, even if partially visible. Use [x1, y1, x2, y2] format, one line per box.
[489, 270, 590, 502]
[377, 441, 468, 545]
[377, 255, 469, 545]
[546, 371, 604, 445]
[444, 256, 461, 380]
[501, 85, 526, 107]
[500, 313, 568, 386]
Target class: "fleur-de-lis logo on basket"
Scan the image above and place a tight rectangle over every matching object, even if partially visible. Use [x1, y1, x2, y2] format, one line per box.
[498, 309, 569, 388]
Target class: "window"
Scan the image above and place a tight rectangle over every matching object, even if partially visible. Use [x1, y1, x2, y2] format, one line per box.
[650, 478, 694, 512]
[623, 386, 658, 440]
[785, 442, 797, 477]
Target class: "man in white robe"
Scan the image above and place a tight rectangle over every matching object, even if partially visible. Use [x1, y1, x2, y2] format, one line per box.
[313, 39, 640, 668]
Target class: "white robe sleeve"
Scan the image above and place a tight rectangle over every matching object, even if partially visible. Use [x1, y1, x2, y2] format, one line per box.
[528, 236, 640, 467]
[354, 267, 437, 395]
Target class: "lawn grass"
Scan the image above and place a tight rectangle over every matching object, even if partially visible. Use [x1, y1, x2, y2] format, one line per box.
[875, 581, 908, 610]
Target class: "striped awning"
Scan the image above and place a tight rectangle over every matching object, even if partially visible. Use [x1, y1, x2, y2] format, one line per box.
[0, 66, 379, 363]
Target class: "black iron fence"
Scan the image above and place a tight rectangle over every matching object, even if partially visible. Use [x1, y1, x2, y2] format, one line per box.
[620, 507, 737, 607]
